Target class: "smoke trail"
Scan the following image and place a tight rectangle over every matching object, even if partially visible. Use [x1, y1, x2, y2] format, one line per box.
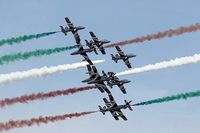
[105, 23, 200, 48]
[0, 60, 104, 85]
[133, 90, 200, 106]
[0, 86, 96, 108]
[0, 111, 96, 132]
[116, 53, 200, 76]
[0, 32, 58, 47]
[0, 46, 76, 65]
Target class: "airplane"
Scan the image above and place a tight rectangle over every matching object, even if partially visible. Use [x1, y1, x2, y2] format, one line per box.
[60, 17, 85, 43]
[70, 44, 93, 65]
[83, 67, 117, 86]
[89, 32, 110, 54]
[99, 94, 132, 121]
[85, 40, 98, 54]
[82, 65, 110, 93]
[111, 46, 136, 68]
[86, 70, 112, 84]
[106, 72, 131, 94]
[71, 41, 97, 55]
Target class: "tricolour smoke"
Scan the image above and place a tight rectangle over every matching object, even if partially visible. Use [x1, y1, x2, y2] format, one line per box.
[0, 111, 96, 132]
[105, 23, 200, 48]
[116, 53, 200, 76]
[0, 86, 96, 108]
[0, 46, 76, 65]
[133, 90, 200, 106]
[0, 60, 104, 85]
[0, 32, 58, 47]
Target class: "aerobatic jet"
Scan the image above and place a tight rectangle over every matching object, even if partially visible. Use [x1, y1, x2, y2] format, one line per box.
[71, 40, 98, 56]
[82, 65, 110, 93]
[86, 70, 112, 84]
[99, 94, 132, 121]
[85, 40, 98, 55]
[106, 72, 131, 94]
[60, 17, 85, 43]
[70, 44, 93, 65]
[111, 46, 136, 68]
[89, 32, 110, 54]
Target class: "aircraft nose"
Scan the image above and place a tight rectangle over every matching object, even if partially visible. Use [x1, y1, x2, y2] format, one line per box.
[125, 80, 131, 83]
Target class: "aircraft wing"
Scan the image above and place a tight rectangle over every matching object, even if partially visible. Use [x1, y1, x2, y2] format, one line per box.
[89, 32, 99, 43]
[103, 97, 111, 107]
[123, 58, 132, 68]
[73, 33, 81, 44]
[71, 45, 84, 55]
[95, 84, 105, 93]
[82, 65, 95, 83]
[86, 65, 92, 76]
[115, 46, 122, 52]
[77, 44, 83, 49]
[115, 46, 125, 56]
[65, 17, 72, 23]
[65, 17, 74, 28]
[75, 41, 83, 48]
[117, 83, 126, 94]
[81, 53, 93, 65]
[86, 68, 101, 84]
[111, 111, 119, 120]
[115, 110, 128, 121]
[107, 94, 118, 107]
[99, 46, 106, 54]
[95, 82, 110, 93]
[89, 31, 97, 38]
[91, 65, 98, 74]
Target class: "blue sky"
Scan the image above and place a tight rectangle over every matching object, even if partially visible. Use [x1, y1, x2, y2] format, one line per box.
[0, 0, 200, 133]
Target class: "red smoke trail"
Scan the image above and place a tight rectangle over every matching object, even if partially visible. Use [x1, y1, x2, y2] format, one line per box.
[0, 86, 96, 108]
[105, 23, 200, 48]
[0, 111, 96, 132]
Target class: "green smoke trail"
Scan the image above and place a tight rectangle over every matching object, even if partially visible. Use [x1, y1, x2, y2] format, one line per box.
[133, 90, 200, 106]
[0, 32, 58, 47]
[0, 45, 77, 65]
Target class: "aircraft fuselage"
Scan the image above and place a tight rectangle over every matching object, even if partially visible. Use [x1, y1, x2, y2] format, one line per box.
[87, 76, 110, 84]
[70, 48, 94, 55]
[114, 54, 136, 60]
[109, 79, 131, 86]
[102, 105, 128, 112]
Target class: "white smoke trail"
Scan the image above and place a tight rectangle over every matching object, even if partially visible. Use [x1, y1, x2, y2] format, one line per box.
[0, 60, 105, 85]
[116, 54, 200, 76]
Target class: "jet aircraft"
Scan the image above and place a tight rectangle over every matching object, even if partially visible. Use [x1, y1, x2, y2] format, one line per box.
[85, 40, 98, 54]
[82, 65, 110, 93]
[99, 94, 132, 121]
[106, 72, 131, 94]
[111, 46, 136, 68]
[89, 32, 110, 54]
[60, 17, 85, 43]
[70, 44, 93, 65]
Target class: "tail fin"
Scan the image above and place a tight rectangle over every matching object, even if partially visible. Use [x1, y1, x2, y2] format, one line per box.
[60, 26, 64, 31]
[86, 40, 98, 54]
[60, 26, 67, 35]
[85, 40, 90, 47]
[125, 100, 133, 111]
[111, 54, 114, 59]
[98, 105, 105, 115]
[111, 54, 117, 63]
[94, 48, 98, 55]
[102, 70, 107, 77]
